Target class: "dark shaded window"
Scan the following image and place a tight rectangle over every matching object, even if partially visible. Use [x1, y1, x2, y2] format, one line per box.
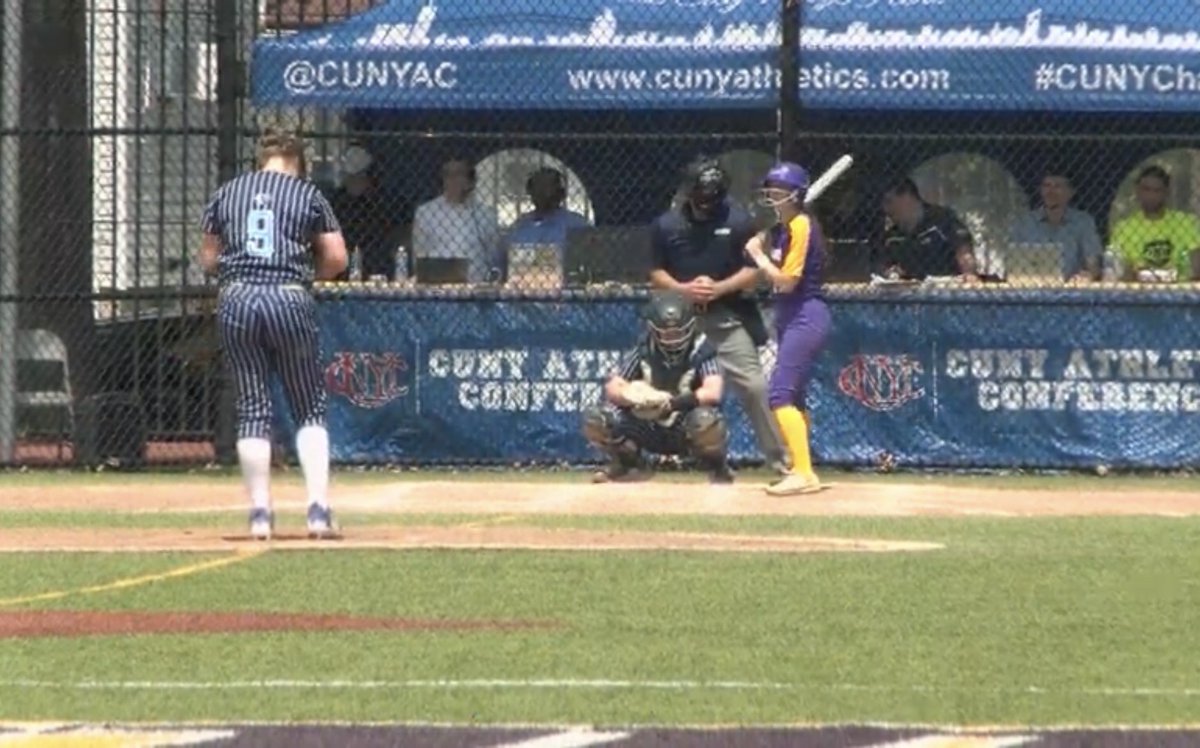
[260, 0, 382, 31]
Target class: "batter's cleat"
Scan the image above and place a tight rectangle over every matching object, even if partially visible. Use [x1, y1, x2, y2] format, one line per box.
[306, 503, 336, 538]
[765, 472, 822, 496]
[249, 508, 274, 540]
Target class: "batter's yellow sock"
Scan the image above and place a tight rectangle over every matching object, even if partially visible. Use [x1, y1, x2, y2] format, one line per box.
[773, 406, 815, 478]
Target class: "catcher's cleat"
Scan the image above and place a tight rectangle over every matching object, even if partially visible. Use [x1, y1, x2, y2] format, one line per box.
[249, 508, 274, 540]
[591, 454, 648, 484]
[306, 503, 337, 539]
[707, 460, 735, 485]
[765, 472, 822, 496]
[768, 459, 791, 478]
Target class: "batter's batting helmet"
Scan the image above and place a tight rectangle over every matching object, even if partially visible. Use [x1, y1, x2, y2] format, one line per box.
[759, 162, 810, 208]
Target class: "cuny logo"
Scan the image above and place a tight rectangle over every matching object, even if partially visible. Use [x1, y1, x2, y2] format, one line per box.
[837, 354, 925, 412]
[324, 352, 410, 409]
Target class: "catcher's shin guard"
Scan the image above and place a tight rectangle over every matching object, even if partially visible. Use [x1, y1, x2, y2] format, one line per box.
[684, 406, 733, 483]
[582, 406, 620, 452]
[683, 406, 728, 460]
[582, 406, 644, 482]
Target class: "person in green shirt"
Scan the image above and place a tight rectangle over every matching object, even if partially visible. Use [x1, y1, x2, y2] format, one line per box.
[1111, 165, 1200, 281]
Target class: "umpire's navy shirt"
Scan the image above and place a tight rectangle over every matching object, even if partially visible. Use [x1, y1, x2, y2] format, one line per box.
[201, 171, 341, 287]
[650, 198, 758, 315]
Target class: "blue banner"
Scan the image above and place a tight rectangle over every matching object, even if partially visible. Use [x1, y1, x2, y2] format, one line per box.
[277, 291, 1200, 470]
[250, 0, 1200, 112]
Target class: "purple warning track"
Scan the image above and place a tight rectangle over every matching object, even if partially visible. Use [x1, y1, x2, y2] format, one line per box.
[65, 725, 1200, 747]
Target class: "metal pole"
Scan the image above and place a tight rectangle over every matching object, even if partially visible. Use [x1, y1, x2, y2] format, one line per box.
[213, 0, 240, 464]
[216, 0, 240, 184]
[778, 0, 801, 162]
[0, 0, 23, 463]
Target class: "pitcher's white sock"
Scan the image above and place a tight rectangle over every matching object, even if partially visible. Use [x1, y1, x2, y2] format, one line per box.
[296, 425, 330, 509]
[236, 438, 272, 511]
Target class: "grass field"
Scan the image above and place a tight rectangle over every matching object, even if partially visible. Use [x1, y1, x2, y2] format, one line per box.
[0, 467, 1198, 746]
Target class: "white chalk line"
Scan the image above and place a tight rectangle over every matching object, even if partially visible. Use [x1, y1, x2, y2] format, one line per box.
[0, 678, 1198, 698]
[492, 729, 632, 748]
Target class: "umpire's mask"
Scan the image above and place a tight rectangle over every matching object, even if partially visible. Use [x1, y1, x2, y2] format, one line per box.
[684, 157, 730, 220]
[645, 291, 697, 365]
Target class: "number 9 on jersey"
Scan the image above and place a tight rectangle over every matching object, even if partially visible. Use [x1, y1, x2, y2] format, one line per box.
[246, 208, 276, 258]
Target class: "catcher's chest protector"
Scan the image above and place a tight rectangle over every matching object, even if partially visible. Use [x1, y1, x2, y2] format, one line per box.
[640, 356, 696, 395]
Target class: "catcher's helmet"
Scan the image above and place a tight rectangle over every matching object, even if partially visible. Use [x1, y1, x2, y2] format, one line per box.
[758, 161, 810, 208]
[644, 290, 697, 363]
[684, 156, 730, 215]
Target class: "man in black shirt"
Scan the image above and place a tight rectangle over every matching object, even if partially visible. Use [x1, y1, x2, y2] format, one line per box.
[648, 156, 788, 475]
[877, 177, 979, 281]
[330, 171, 401, 280]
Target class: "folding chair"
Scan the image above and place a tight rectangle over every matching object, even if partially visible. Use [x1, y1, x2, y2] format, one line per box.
[15, 329, 74, 461]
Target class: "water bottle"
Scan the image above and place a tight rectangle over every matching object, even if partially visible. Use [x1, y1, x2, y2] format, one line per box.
[348, 247, 363, 282]
[1102, 248, 1122, 283]
[393, 244, 409, 281]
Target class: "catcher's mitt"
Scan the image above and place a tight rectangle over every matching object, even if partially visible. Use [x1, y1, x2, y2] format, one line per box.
[624, 380, 670, 407]
[623, 380, 673, 421]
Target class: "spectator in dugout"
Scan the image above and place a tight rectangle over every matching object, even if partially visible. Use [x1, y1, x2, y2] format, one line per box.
[329, 170, 401, 281]
[412, 158, 502, 284]
[1109, 165, 1200, 283]
[499, 166, 591, 286]
[875, 176, 980, 282]
[1007, 166, 1103, 283]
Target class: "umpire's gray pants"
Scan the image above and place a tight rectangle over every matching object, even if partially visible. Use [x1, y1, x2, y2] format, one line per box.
[698, 307, 787, 467]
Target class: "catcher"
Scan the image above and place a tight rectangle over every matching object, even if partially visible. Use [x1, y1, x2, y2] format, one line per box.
[581, 290, 733, 484]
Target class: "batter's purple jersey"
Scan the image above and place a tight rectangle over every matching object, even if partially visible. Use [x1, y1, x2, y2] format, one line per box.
[769, 213, 826, 316]
[766, 213, 832, 410]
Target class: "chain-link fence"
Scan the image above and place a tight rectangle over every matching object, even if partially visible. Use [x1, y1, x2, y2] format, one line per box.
[6, 0, 1200, 471]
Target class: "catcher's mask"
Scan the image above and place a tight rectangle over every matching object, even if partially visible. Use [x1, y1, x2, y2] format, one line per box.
[757, 162, 810, 219]
[644, 291, 697, 363]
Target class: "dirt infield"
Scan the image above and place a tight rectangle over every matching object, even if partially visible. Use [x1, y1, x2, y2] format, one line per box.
[0, 610, 560, 639]
[2, 476, 1199, 517]
[0, 475, 1195, 556]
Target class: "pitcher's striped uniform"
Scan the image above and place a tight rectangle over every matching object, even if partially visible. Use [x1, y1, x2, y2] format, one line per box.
[201, 171, 341, 440]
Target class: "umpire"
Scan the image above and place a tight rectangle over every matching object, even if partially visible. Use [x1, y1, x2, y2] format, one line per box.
[197, 128, 348, 540]
[648, 155, 788, 475]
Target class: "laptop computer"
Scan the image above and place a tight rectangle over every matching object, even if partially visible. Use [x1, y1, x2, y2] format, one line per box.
[414, 257, 470, 285]
[1005, 242, 1062, 286]
[563, 226, 654, 287]
[506, 243, 563, 289]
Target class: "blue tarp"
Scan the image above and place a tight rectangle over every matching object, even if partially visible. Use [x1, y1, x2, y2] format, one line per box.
[270, 289, 1200, 470]
[251, 0, 1200, 111]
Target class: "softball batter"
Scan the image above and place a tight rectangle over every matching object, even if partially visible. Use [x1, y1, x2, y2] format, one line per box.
[743, 162, 831, 496]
